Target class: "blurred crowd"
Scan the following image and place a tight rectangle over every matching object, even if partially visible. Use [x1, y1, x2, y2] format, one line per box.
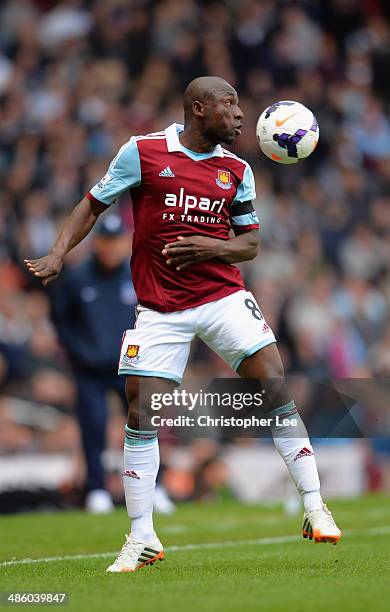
[1, 0, 390, 505]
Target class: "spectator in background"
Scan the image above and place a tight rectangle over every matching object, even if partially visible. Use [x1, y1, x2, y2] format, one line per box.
[50, 214, 136, 513]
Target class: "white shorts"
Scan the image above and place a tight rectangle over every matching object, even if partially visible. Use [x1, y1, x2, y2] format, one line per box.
[118, 290, 276, 383]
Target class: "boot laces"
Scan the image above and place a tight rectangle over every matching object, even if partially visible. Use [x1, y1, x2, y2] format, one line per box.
[116, 534, 142, 564]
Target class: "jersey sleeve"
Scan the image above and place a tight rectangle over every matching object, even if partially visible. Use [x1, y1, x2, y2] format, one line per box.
[230, 164, 259, 231]
[87, 137, 141, 206]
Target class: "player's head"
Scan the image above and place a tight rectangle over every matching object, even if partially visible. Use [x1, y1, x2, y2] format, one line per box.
[183, 76, 243, 145]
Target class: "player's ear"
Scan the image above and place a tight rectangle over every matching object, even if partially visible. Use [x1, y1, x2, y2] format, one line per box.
[192, 100, 205, 117]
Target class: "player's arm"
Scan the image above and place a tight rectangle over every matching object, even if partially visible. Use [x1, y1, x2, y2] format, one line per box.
[162, 227, 259, 270]
[215, 227, 260, 263]
[25, 197, 106, 285]
[25, 137, 141, 286]
[217, 164, 260, 263]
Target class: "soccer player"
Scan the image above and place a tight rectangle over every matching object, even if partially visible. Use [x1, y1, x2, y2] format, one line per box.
[25, 76, 341, 572]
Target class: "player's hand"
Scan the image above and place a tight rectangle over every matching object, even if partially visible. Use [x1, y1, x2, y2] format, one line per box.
[162, 235, 222, 270]
[24, 253, 64, 286]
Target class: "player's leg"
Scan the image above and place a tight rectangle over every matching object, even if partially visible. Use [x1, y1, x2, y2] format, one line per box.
[107, 306, 193, 572]
[114, 374, 175, 515]
[237, 343, 321, 511]
[198, 290, 341, 544]
[106, 374, 174, 573]
[237, 344, 341, 543]
[124, 375, 173, 540]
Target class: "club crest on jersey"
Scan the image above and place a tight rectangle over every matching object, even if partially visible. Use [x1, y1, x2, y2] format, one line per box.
[216, 170, 232, 190]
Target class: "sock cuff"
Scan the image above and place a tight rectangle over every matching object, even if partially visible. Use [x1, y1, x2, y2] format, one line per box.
[124, 425, 158, 447]
[267, 400, 297, 420]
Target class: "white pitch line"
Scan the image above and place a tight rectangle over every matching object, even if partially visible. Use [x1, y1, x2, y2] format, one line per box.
[0, 551, 119, 567]
[1, 526, 389, 568]
[0, 536, 298, 568]
[167, 534, 299, 552]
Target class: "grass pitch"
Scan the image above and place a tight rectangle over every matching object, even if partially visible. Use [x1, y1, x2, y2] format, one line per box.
[1, 494, 390, 612]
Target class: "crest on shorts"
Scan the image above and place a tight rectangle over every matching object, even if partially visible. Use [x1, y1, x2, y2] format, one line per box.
[126, 345, 139, 358]
[122, 343, 140, 366]
[216, 169, 232, 190]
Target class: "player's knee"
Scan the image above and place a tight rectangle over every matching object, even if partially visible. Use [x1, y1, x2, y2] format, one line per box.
[251, 347, 291, 414]
[125, 377, 142, 427]
[263, 344, 285, 378]
[261, 358, 292, 415]
[125, 376, 139, 405]
[262, 358, 284, 379]
[238, 342, 285, 378]
[125, 375, 175, 429]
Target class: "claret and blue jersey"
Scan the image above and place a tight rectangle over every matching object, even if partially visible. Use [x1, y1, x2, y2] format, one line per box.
[87, 123, 260, 313]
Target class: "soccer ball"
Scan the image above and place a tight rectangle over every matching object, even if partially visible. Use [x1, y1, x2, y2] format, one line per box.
[256, 101, 319, 164]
